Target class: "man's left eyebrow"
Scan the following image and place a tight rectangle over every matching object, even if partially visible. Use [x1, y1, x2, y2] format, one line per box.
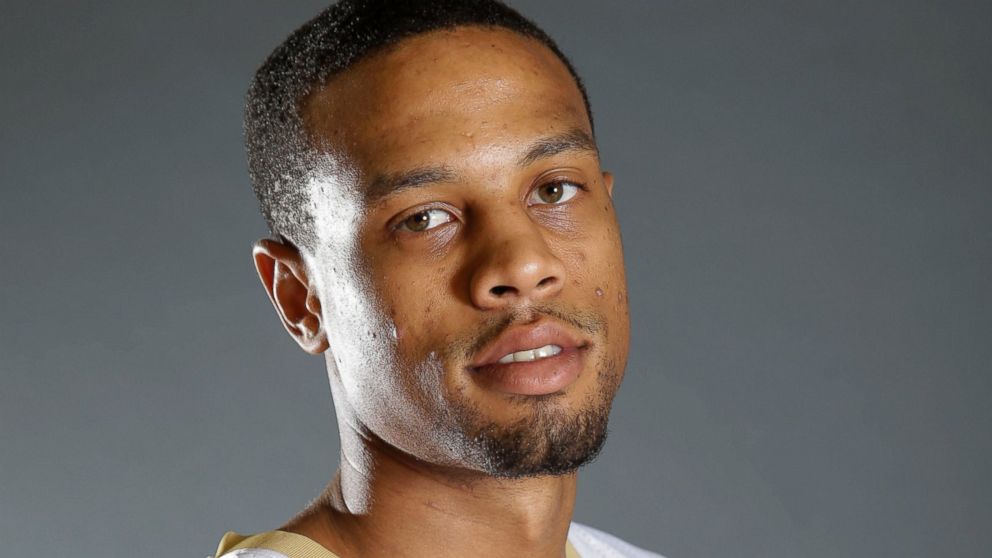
[517, 129, 599, 167]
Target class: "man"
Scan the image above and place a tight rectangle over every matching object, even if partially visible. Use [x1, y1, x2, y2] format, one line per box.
[215, 1, 661, 556]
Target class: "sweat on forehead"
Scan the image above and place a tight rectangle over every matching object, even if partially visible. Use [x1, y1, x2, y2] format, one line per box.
[244, 0, 593, 250]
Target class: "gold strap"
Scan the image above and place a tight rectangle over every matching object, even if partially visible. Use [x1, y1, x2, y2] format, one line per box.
[215, 530, 341, 558]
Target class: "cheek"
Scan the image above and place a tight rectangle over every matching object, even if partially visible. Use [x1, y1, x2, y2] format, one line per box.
[330, 264, 451, 444]
[566, 216, 629, 332]
[376, 263, 451, 363]
[558, 204, 626, 288]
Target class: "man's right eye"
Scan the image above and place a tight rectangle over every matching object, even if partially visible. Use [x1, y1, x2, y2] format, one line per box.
[397, 208, 454, 232]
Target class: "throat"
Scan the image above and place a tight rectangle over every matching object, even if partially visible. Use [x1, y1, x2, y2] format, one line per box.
[287, 451, 579, 558]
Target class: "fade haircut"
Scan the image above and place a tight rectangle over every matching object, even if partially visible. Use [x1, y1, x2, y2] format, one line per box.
[245, 0, 593, 249]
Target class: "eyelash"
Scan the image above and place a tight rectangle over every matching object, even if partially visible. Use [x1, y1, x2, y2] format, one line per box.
[527, 179, 587, 206]
[392, 179, 588, 234]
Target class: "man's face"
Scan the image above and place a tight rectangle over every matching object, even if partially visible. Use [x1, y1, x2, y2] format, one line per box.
[299, 27, 629, 477]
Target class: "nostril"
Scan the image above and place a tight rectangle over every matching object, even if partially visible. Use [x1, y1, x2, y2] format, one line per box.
[490, 285, 513, 297]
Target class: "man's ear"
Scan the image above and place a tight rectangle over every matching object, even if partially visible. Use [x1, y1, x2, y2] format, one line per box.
[603, 171, 615, 197]
[252, 238, 329, 355]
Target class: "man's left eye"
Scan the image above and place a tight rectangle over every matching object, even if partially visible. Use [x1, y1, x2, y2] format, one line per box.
[528, 181, 582, 205]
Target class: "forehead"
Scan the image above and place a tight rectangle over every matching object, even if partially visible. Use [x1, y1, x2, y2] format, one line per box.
[301, 26, 591, 180]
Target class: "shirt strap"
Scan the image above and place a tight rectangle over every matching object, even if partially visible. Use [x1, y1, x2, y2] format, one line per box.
[215, 530, 341, 558]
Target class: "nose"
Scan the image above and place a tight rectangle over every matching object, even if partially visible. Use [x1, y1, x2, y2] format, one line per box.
[468, 221, 566, 310]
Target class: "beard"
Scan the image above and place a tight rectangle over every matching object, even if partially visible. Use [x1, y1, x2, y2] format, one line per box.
[449, 358, 622, 478]
[434, 303, 625, 478]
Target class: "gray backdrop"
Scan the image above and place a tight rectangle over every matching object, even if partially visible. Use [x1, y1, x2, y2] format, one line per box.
[1, 1, 989, 557]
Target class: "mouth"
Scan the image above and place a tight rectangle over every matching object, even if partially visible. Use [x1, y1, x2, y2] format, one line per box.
[469, 320, 590, 396]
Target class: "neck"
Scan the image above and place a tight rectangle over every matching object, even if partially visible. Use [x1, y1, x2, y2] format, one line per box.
[283, 416, 578, 558]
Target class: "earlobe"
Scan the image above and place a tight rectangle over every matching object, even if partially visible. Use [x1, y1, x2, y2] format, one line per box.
[252, 238, 330, 355]
[603, 171, 615, 198]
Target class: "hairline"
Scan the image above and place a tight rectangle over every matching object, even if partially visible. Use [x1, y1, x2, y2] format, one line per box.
[296, 23, 595, 146]
[295, 25, 597, 203]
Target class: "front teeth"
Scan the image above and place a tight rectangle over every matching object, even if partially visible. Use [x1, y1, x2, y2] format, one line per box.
[497, 344, 563, 364]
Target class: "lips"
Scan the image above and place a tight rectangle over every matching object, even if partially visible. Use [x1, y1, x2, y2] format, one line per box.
[469, 320, 589, 396]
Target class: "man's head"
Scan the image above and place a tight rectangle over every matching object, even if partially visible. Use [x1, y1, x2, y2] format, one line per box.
[249, 0, 629, 479]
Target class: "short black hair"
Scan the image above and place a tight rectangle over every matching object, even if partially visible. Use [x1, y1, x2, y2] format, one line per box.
[245, 0, 593, 249]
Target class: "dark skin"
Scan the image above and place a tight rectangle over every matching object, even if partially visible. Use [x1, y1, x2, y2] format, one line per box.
[251, 27, 629, 558]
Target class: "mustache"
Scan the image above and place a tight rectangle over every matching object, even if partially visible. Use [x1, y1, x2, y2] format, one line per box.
[450, 303, 606, 362]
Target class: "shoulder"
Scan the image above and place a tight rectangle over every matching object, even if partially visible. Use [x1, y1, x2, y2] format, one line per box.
[214, 524, 663, 558]
[216, 550, 289, 558]
[212, 530, 337, 558]
[568, 522, 666, 558]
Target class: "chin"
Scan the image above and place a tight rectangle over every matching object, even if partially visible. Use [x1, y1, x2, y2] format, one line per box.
[444, 354, 623, 478]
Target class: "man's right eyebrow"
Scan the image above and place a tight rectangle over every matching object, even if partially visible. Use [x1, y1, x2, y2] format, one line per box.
[365, 166, 458, 205]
